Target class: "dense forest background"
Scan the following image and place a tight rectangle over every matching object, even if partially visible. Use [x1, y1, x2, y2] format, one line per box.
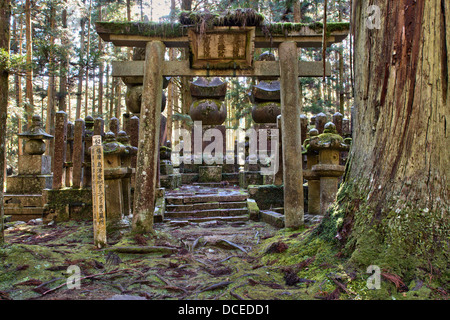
[3, 0, 352, 172]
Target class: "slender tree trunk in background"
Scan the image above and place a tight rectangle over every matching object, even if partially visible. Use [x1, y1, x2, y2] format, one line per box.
[167, 49, 176, 143]
[166, 0, 177, 142]
[92, 71, 96, 115]
[14, 13, 23, 155]
[109, 71, 115, 120]
[113, 47, 121, 120]
[293, 1, 301, 24]
[294, 1, 303, 111]
[126, 0, 132, 60]
[115, 80, 121, 120]
[84, 0, 92, 117]
[46, 2, 56, 160]
[316, 0, 449, 280]
[180, 0, 192, 127]
[1, 0, 11, 244]
[25, 0, 33, 127]
[58, 3, 68, 112]
[76, 17, 86, 119]
[337, 0, 345, 114]
[97, 3, 103, 116]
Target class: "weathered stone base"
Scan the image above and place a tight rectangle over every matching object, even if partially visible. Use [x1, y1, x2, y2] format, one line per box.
[44, 188, 92, 222]
[6, 175, 53, 194]
[248, 184, 284, 210]
[182, 163, 200, 173]
[160, 173, 182, 189]
[239, 171, 263, 189]
[260, 210, 285, 228]
[247, 198, 260, 221]
[221, 172, 240, 184]
[160, 160, 174, 175]
[153, 188, 166, 223]
[18, 154, 52, 175]
[181, 173, 199, 184]
[199, 166, 222, 183]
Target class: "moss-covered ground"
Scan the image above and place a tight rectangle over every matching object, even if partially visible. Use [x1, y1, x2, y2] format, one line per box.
[0, 214, 447, 300]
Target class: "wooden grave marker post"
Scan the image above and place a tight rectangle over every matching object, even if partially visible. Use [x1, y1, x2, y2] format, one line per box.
[91, 135, 107, 248]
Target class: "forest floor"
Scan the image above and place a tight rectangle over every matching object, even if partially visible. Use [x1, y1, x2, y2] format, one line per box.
[0, 210, 447, 301]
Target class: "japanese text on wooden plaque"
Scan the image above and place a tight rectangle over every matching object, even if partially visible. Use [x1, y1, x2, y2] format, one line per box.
[91, 135, 107, 248]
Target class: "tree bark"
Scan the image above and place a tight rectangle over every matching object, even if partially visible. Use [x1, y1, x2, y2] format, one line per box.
[84, 0, 93, 116]
[132, 41, 165, 234]
[58, 3, 68, 112]
[76, 17, 86, 119]
[0, 0, 11, 244]
[46, 2, 56, 161]
[25, 0, 33, 127]
[317, 0, 449, 280]
[14, 12, 23, 155]
[97, 3, 103, 116]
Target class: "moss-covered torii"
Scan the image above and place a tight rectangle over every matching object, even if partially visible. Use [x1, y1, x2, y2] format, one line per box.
[95, 17, 349, 232]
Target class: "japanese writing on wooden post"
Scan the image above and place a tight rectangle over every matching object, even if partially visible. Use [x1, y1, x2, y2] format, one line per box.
[91, 135, 107, 248]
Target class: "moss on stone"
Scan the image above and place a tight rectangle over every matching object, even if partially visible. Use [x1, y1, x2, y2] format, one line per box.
[97, 21, 189, 38]
[263, 22, 350, 36]
[179, 8, 265, 28]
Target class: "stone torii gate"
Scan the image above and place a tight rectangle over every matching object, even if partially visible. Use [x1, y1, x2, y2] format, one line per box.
[96, 19, 348, 232]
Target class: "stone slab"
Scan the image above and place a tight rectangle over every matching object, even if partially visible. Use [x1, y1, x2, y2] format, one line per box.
[3, 194, 45, 207]
[199, 166, 223, 183]
[160, 173, 182, 190]
[6, 175, 53, 194]
[260, 210, 284, 228]
[18, 154, 52, 175]
[239, 171, 263, 189]
[181, 173, 199, 184]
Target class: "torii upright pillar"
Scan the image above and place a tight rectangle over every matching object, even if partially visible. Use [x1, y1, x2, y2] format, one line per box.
[279, 41, 304, 228]
[132, 40, 164, 233]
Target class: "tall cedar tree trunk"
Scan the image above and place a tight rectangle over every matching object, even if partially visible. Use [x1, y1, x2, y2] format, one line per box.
[317, 0, 449, 281]
[14, 13, 23, 155]
[76, 17, 86, 119]
[25, 0, 33, 127]
[59, 3, 68, 112]
[46, 2, 56, 162]
[84, 0, 92, 117]
[166, 0, 177, 143]
[97, 3, 103, 115]
[180, 0, 192, 123]
[0, 0, 11, 244]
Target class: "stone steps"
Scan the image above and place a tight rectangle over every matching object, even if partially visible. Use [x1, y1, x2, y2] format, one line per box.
[166, 193, 247, 205]
[166, 201, 247, 212]
[163, 187, 249, 222]
[165, 215, 249, 223]
[165, 208, 249, 218]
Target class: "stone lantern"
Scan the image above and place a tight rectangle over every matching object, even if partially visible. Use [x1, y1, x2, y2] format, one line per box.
[19, 115, 54, 156]
[5, 115, 53, 221]
[309, 122, 351, 216]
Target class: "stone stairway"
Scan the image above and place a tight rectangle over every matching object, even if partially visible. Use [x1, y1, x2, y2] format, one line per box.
[163, 185, 249, 223]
